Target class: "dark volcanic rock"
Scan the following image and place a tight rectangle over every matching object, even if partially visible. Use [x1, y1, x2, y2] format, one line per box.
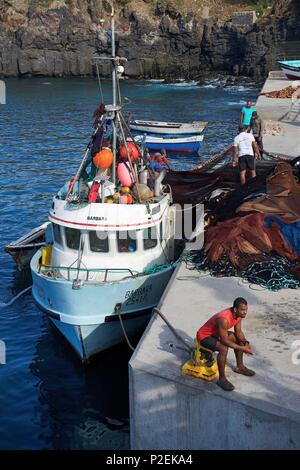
[0, 0, 299, 79]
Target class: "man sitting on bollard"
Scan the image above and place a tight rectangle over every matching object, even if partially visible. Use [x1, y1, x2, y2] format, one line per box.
[196, 298, 255, 391]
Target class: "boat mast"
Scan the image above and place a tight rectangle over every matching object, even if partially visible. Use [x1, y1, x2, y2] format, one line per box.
[111, 0, 117, 108]
[111, 0, 117, 185]
[92, 0, 124, 186]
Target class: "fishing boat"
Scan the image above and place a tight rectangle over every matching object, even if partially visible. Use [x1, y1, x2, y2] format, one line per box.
[30, 2, 188, 362]
[278, 60, 300, 80]
[130, 134, 204, 155]
[5, 222, 50, 270]
[130, 119, 207, 136]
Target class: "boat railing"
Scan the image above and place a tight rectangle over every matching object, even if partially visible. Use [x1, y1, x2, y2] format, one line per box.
[38, 264, 138, 282]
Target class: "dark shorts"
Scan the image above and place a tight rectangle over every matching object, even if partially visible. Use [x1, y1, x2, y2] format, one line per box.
[200, 335, 218, 352]
[238, 154, 255, 171]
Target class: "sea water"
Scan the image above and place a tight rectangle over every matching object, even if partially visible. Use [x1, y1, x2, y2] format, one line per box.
[0, 78, 259, 449]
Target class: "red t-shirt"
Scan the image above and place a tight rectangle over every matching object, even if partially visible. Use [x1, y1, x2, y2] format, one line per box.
[197, 308, 241, 341]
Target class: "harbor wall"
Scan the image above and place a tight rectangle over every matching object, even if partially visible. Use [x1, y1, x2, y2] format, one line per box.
[129, 367, 300, 450]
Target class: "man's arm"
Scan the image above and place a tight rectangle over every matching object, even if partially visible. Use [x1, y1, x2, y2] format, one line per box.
[217, 319, 252, 354]
[252, 140, 261, 160]
[258, 118, 262, 136]
[162, 152, 172, 169]
[240, 110, 244, 125]
[234, 321, 247, 343]
[232, 146, 238, 167]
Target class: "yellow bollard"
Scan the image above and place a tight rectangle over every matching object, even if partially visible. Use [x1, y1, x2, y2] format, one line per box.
[182, 339, 220, 381]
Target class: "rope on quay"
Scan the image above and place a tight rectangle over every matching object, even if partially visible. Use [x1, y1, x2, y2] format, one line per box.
[153, 308, 194, 355]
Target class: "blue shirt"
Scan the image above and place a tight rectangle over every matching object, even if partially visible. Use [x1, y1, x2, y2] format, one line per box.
[241, 106, 256, 126]
[150, 161, 162, 171]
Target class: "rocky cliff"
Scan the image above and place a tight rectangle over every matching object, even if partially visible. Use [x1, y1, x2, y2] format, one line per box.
[0, 0, 299, 79]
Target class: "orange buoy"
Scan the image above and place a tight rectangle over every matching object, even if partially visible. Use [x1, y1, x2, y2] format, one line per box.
[119, 142, 139, 162]
[120, 194, 133, 204]
[93, 148, 113, 169]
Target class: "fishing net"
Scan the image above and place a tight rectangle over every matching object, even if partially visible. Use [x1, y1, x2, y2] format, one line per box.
[182, 159, 300, 291]
[260, 85, 300, 99]
[183, 250, 300, 291]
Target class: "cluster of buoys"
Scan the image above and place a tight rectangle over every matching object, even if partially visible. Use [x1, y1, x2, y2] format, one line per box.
[90, 141, 146, 205]
[93, 142, 139, 167]
[105, 186, 133, 204]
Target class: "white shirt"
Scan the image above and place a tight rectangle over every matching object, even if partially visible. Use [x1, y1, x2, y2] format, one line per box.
[234, 132, 255, 158]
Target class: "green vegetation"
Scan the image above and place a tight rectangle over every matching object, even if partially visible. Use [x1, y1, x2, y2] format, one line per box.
[254, 0, 276, 16]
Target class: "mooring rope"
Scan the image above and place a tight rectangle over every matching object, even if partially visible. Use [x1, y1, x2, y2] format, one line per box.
[0, 286, 32, 309]
[115, 304, 136, 352]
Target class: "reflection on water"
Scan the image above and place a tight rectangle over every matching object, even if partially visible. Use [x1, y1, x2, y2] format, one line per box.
[29, 320, 135, 450]
[0, 78, 259, 449]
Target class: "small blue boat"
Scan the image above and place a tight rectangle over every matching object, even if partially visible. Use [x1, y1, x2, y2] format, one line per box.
[131, 134, 204, 155]
[278, 60, 300, 80]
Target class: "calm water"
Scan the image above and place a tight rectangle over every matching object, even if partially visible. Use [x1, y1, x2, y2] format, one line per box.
[0, 78, 259, 449]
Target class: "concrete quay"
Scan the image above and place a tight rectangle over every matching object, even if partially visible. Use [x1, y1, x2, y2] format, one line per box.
[129, 260, 300, 450]
[256, 71, 300, 157]
[129, 72, 300, 450]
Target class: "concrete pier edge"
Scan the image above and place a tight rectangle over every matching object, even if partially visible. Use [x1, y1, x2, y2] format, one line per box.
[129, 72, 300, 450]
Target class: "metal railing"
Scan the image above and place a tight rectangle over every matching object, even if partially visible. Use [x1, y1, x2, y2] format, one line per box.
[38, 264, 138, 282]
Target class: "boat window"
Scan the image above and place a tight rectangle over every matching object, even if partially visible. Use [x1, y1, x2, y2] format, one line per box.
[89, 231, 109, 253]
[143, 226, 158, 250]
[160, 222, 163, 243]
[65, 227, 81, 250]
[117, 231, 137, 253]
[53, 223, 63, 246]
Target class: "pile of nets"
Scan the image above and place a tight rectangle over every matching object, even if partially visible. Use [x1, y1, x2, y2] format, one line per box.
[183, 250, 300, 291]
[189, 161, 300, 290]
[261, 85, 300, 99]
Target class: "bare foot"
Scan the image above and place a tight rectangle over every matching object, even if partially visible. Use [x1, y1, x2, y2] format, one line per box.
[217, 378, 235, 391]
[235, 366, 255, 377]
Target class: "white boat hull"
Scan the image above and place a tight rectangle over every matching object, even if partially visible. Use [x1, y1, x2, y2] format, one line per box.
[280, 67, 300, 80]
[49, 313, 151, 361]
[130, 120, 207, 135]
[31, 251, 175, 361]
